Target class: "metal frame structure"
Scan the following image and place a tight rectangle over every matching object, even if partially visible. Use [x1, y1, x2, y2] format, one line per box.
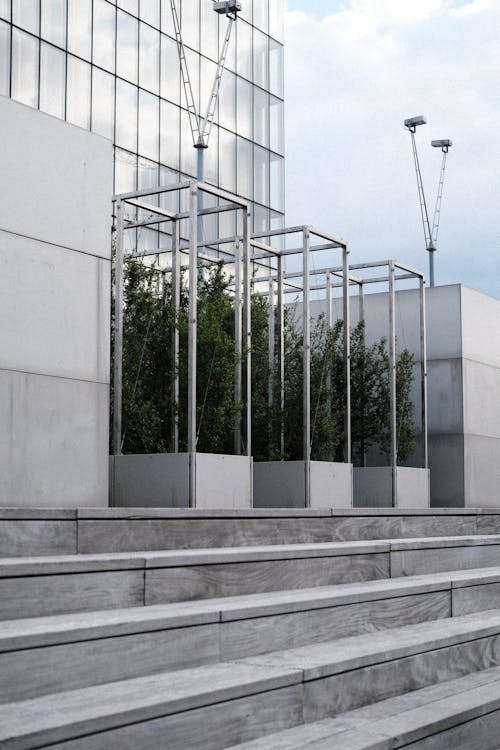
[346, 260, 428, 505]
[112, 180, 251, 506]
[250, 227, 350, 506]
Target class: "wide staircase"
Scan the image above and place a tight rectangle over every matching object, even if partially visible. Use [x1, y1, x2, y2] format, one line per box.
[3, 507, 500, 748]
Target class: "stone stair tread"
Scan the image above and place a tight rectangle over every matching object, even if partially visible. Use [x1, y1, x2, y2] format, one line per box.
[2, 566, 500, 652]
[3, 611, 500, 748]
[229, 664, 500, 749]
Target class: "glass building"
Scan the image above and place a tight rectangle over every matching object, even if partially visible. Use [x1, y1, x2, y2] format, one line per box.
[0, 0, 284, 246]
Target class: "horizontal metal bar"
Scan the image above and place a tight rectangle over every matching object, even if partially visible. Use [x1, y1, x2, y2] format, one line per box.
[114, 181, 193, 201]
[197, 180, 249, 208]
[308, 226, 347, 247]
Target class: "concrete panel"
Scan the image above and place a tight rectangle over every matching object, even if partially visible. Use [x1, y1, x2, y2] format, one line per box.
[254, 461, 352, 508]
[464, 434, 500, 509]
[353, 467, 429, 508]
[0, 370, 109, 508]
[309, 461, 352, 508]
[428, 434, 464, 508]
[0, 96, 112, 258]
[461, 285, 500, 368]
[0, 231, 110, 383]
[0, 520, 77, 557]
[427, 359, 463, 434]
[463, 359, 500, 438]
[111, 453, 252, 508]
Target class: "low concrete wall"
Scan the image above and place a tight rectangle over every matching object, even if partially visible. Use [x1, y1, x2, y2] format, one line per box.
[0, 97, 112, 507]
[253, 460, 352, 508]
[353, 467, 430, 508]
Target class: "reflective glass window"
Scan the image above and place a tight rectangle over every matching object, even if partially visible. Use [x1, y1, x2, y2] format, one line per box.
[139, 0, 159, 29]
[219, 127, 236, 194]
[160, 99, 180, 169]
[269, 0, 284, 42]
[200, 0, 218, 62]
[269, 95, 283, 154]
[68, 0, 91, 60]
[138, 89, 159, 160]
[253, 144, 269, 206]
[253, 0, 268, 35]
[117, 10, 138, 83]
[180, 109, 197, 177]
[253, 203, 270, 235]
[91, 67, 115, 140]
[269, 40, 283, 98]
[160, 1, 174, 36]
[203, 124, 218, 184]
[41, 0, 66, 48]
[218, 69, 235, 133]
[253, 88, 268, 148]
[12, 0, 39, 35]
[93, 0, 116, 73]
[40, 43, 66, 119]
[200, 56, 217, 121]
[253, 29, 268, 89]
[116, 78, 138, 152]
[139, 22, 159, 93]
[270, 154, 284, 212]
[138, 156, 159, 220]
[115, 148, 137, 193]
[159, 165, 180, 213]
[11, 29, 39, 108]
[0, 0, 10, 21]
[160, 33, 180, 104]
[117, 0, 138, 16]
[220, 12, 235, 72]
[236, 77, 252, 140]
[66, 55, 91, 129]
[237, 136, 252, 199]
[0, 20, 10, 96]
[184, 47, 199, 108]
[181, 0, 199, 51]
[238, 0, 252, 24]
[236, 20, 252, 81]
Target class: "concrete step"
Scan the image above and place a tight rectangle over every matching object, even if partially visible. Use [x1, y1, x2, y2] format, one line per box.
[6, 566, 500, 702]
[3, 611, 500, 749]
[3, 507, 500, 556]
[2, 535, 500, 620]
[228, 664, 500, 749]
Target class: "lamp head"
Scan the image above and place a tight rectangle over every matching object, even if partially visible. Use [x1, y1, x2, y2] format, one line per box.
[404, 115, 427, 132]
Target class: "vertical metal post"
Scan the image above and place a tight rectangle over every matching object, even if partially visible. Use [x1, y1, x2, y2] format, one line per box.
[243, 207, 252, 457]
[234, 240, 242, 455]
[326, 272, 333, 328]
[267, 273, 275, 447]
[277, 254, 285, 458]
[303, 227, 311, 507]
[359, 283, 365, 327]
[188, 182, 198, 505]
[196, 147, 205, 260]
[326, 272, 333, 436]
[171, 219, 180, 453]
[429, 249, 435, 288]
[419, 277, 428, 469]
[113, 200, 124, 456]
[343, 246, 351, 464]
[388, 261, 397, 506]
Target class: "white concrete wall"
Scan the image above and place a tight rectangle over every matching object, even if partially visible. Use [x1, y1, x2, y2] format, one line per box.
[0, 96, 112, 507]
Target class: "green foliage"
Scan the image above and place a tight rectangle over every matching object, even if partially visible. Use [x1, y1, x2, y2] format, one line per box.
[112, 261, 416, 464]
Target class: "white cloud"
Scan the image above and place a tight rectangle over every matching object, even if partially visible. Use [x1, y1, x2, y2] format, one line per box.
[284, 0, 500, 295]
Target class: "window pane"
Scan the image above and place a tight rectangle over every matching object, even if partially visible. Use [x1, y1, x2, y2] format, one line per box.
[0, 20, 10, 96]
[180, 109, 197, 177]
[138, 89, 159, 160]
[253, 29, 268, 89]
[269, 0, 284, 42]
[160, 34, 180, 104]
[12, 0, 39, 35]
[0, 0, 10, 21]
[236, 20, 252, 81]
[253, 145, 269, 206]
[219, 128, 236, 194]
[181, 0, 199, 51]
[93, 0, 116, 73]
[200, 0, 218, 61]
[184, 47, 199, 109]
[115, 148, 137, 193]
[270, 95, 283, 154]
[92, 68, 115, 140]
[269, 40, 283, 98]
[117, 10, 138, 83]
[160, 1, 174, 36]
[218, 69, 235, 133]
[204, 124, 218, 184]
[253, 0, 268, 34]
[200, 55, 217, 125]
[68, 0, 91, 60]
[139, 22, 159, 93]
[41, 0, 67, 48]
[67, 55, 91, 128]
[116, 79, 138, 152]
[237, 136, 252, 199]
[139, 0, 159, 28]
[40, 43, 66, 118]
[160, 99, 180, 169]
[11, 29, 39, 108]
[237, 77, 252, 140]
[270, 154, 284, 212]
[254, 88, 268, 148]
[117, 0, 138, 16]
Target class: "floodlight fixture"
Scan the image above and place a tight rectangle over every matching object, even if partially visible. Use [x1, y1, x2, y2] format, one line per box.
[404, 115, 427, 132]
[431, 139, 452, 153]
[213, 1, 242, 15]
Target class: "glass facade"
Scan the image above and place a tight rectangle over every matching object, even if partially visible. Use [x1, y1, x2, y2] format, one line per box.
[0, 0, 285, 239]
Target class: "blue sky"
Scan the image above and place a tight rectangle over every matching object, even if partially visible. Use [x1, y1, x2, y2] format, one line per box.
[283, 0, 500, 297]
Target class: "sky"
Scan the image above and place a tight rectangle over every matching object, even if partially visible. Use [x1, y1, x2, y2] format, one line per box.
[283, 0, 500, 297]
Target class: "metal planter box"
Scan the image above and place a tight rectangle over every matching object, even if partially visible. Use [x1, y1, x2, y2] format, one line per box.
[253, 460, 353, 509]
[353, 466, 430, 508]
